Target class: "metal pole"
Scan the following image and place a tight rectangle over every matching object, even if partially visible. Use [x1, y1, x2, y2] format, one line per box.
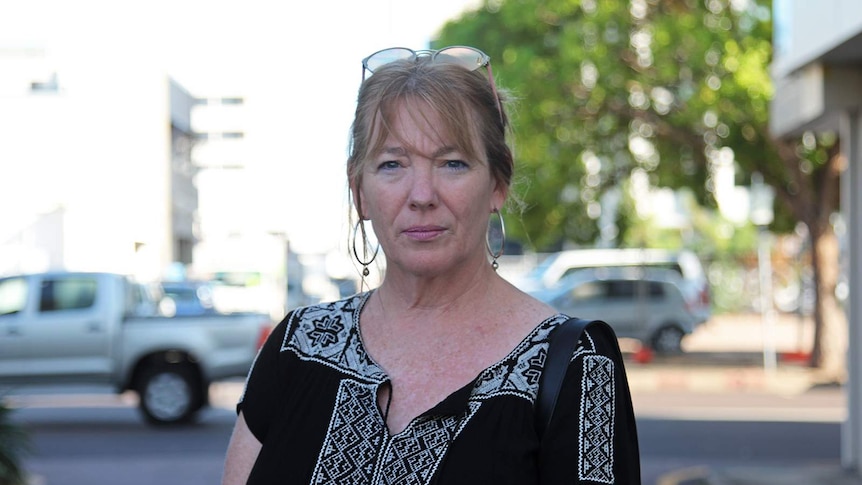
[758, 226, 778, 373]
[751, 172, 777, 373]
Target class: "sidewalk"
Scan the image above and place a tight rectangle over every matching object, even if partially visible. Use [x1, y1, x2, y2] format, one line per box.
[624, 311, 826, 396]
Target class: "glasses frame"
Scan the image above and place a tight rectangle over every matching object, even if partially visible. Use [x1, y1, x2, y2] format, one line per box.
[360, 46, 503, 125]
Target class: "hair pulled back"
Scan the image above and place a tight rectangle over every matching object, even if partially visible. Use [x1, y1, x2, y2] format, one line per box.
[347, 57, 513, 216]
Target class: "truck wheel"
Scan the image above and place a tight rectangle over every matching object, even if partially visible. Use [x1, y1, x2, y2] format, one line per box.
[650, 326, 685, 355]
[138, 364, 203, 425]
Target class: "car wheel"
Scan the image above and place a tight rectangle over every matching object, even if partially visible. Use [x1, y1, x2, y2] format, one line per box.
[651, 326, 684, 355]
[138, 364, 202, 425]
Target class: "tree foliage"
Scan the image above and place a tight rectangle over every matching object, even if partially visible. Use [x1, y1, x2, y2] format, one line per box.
[436, 0, 844, 370]
[436, 0, 786, 250]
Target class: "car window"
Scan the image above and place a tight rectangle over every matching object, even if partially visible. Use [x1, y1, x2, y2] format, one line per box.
[606, 280, 636, 299]
[647, 281, 666, 299]
[39, 277, 97, 312]
[554, 277, 679, 308]
[0, 277, 28, 316]
[125, 281, 157, 317]
[163, 286, 198, 302]
[568, 281, 605, 303]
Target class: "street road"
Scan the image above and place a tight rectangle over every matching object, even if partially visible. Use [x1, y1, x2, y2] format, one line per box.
[636, 393, 842, 483]
[7, 380, 845, 485]
[11, 402, 234, 485]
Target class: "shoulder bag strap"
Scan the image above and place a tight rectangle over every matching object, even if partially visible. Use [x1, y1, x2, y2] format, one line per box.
[536, 317, 596, 438]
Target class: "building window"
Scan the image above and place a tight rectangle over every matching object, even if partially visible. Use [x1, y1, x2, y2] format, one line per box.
[30, 72, 59, 93]
[176, 237, 193, 265]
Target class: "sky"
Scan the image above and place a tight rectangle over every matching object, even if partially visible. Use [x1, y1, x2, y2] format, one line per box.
[0, 0, 480, 255]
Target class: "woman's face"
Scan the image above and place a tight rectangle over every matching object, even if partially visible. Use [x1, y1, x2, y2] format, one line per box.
[355, 102, 506, 277]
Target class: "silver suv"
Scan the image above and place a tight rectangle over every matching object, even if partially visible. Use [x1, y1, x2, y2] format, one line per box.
[514, 248, 711, 325]
[529, 267, 701, 354]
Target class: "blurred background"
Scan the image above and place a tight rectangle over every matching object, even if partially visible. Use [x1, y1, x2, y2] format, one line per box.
[2, 0, 862, 484]
[0, 0, 839, 349]
[0, 0, 485, 319]
[0, 0, 847, 370]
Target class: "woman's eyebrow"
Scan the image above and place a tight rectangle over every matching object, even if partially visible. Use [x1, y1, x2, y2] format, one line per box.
[381, 146, 408, 156]
[380, 145, 458, 158]
[431, 146, 458, 158]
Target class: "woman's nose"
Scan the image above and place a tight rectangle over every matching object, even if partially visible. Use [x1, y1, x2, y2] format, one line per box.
[407, 165, 438, 209]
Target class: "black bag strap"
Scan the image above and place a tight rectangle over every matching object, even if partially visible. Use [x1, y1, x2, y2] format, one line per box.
[535, 317, 598, 438]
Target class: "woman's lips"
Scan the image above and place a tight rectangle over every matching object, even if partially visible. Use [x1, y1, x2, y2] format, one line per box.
[403, 226, 445, 241]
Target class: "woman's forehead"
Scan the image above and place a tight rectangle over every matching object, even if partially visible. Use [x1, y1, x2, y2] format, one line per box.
[372, 102, 457, 152]
[387, 121, 453, 152]
[390, 100, 448, 135]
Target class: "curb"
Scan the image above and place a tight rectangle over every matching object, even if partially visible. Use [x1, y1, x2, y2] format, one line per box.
[625, 365, 814, 394]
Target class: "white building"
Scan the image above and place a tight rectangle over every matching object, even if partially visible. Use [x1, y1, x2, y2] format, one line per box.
[0, 43, 197, 282]
[0, 44, 304, 318]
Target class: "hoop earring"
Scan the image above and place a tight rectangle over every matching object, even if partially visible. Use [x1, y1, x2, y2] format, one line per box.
[486, 208, 505, 271]
[352, 219, 379, 277]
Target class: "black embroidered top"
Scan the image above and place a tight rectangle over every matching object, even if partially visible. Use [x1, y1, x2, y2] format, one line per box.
[238, 291, 640, 484]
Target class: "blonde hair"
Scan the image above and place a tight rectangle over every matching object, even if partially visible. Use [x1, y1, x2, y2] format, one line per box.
[347, 57, 513, 217]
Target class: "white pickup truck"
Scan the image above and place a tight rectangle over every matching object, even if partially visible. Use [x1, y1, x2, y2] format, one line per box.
[0, 271, 273, 425]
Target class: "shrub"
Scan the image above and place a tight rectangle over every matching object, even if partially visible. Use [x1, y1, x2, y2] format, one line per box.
[0, 400, 31, 485]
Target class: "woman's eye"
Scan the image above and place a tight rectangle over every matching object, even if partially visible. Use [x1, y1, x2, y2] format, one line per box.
[378, 160, 401, 171]
[444, 159, 469, 170]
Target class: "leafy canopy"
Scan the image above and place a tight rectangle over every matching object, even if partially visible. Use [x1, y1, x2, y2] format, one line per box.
[435, 0, 782, 251]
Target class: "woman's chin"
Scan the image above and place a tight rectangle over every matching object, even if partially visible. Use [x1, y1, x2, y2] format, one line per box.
[391, 254, 484, 278]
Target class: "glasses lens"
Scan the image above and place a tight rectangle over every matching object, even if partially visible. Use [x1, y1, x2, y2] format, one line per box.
[364, 47, 416, 73]
[434, 46, 489, 71]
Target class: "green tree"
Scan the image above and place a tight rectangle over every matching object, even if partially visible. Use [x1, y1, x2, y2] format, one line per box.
[436, 0, 844, 374]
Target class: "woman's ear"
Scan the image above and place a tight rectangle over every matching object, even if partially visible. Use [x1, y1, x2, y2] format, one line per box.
[351, 184, 366, 220]
[491, 181, 508, 214]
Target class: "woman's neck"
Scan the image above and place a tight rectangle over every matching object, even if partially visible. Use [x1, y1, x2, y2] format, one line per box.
[375, 261, 500, 320]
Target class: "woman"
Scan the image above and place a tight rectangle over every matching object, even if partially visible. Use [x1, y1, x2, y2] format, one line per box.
[222, 46, 640, 484]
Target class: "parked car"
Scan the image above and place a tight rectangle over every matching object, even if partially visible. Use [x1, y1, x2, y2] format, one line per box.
[156, 280, 217, 317]
[529, 267, 702, 354]
[0, 271, 273, 425]
[514, 248, 712, 325]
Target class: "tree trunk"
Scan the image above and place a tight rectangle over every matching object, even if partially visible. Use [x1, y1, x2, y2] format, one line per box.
[808, 227, 847, 382]
[769, 138, 843, 379]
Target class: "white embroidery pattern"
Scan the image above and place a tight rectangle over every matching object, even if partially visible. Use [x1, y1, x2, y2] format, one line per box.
[311, 380, 481, 485]
[279, 293, 617, 484]
[285, 293, 562, 403]
[375, 402, 481, 485]
[311, 380, 386, 484]
[579, 354, 615, 483]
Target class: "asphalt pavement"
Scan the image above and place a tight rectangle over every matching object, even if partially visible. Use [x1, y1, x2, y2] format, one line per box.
[8, 311, 856, 485]
[625, 312, 860, 485]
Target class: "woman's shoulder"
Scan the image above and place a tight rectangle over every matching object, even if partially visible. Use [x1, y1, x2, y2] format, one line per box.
[285, 292, 370, 325]
[548, 316, 626, 367]
[280, 292, 386, 380]
[501, 281, 619, 360]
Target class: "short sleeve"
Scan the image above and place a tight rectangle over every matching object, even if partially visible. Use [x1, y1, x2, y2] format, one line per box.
[237, 311, 294, 444]
[538, 325, 641, 484]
